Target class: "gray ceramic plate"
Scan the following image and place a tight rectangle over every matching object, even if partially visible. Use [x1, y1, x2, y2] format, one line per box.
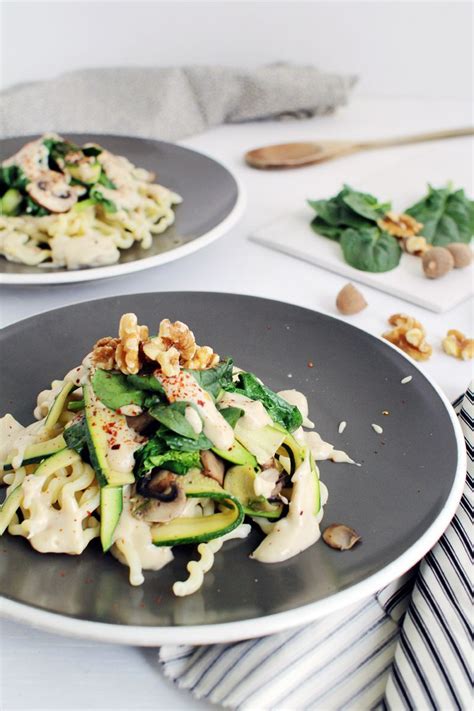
[0, 293, 465, 645]
[0, 135, 244, 285]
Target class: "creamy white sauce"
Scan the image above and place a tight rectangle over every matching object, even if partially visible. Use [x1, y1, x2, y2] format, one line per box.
[112, 488, 173, 585]
[0, 414, 25, 474]
[3, 137, 50, 180]
[100, 406, 143, 474]
[50, 233, 120, 269]
[156, 371, 234, 450]
[96, 151, 141, 210]
[251, 454, 323, 563]
[219, 391, 272, 429]
[253, 467, 279, 499]
[7, 419, 49, 470]
[278, 389, 314, 428]
[117, 404, 143, 417]
[20, 471, 99, 554]
[185, 406, 203, 434]
[294, 428, 357, 465]
[64, 353, 94, 387]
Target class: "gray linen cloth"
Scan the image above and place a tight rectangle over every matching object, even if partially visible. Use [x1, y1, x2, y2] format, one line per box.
[0, 64, 356, 140]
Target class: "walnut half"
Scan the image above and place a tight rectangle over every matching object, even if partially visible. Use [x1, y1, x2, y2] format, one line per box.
[442, 330, 474, 360]
[383, 313, 432, 361]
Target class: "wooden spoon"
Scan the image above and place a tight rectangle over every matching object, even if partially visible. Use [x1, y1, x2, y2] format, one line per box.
[245, 127, 474, 169]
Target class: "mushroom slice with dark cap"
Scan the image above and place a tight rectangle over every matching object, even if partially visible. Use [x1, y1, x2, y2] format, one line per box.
[200, 450, 225, 486]
[133, 470, 187, 523]
[26, 171, 79, 213]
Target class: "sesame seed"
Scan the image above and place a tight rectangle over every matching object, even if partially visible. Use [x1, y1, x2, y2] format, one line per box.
[401, 375, 412, 384]
[371, 423, 383, 434]
[338, 421, 347, 434]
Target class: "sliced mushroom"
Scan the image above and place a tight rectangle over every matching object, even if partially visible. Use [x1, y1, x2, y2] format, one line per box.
[133, 470, 186, 523]
[26, 171, 78, 213]
[200, 450, 225, 486]
[126, 411, 155, 435]
[322, 524, 361, 550]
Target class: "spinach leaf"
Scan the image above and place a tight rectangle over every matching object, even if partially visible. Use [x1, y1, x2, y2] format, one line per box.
[82, 145, 102, 158]
[91, 369, 146, 410]
[405, 184, 473, 246]
[148, 401, 201, 440]
[340, 226, 401, 272]
[24, 196, 50, 216]
[0, 165, 28, 190]
[89, 186, 117, 213]
[157, 428, 213, 452]
[186, 358, 234, 398]
[64, 417, 88, 453]
[218, 406, 243, 428]
[229, 372, 302, 432]
[126, 373, 165, 395]
[134, 439, 201, 476]
[341, 186, 390, 221]
[310, 216, 343, 241]
[98, 171, 116, 190]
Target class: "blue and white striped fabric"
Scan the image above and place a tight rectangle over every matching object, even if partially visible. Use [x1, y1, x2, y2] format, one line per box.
[159, 387, 473, 710]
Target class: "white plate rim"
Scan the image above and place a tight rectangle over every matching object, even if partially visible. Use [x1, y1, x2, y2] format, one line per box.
[0, 143, 246, 286]
[0, 299, 466, 646]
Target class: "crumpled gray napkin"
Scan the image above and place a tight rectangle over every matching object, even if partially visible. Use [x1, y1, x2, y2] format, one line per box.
[0, 64, 356, 140]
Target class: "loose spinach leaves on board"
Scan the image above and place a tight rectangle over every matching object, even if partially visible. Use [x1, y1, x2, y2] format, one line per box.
[308, 184, 390, 241]
[340, 226, 402, 273]
[226, 372, 302, 432]
[405, 184, 474, 246]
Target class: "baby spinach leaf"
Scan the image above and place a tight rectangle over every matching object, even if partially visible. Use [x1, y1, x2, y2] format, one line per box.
[340, 226, 401, 272]
[218, 406, 244, 428]
[89, 186, 117, 213]
[98, 171, 116, 190]
[157, 428, 213, 452]
[82, 145, 102, 157]
[134, 439, 201, 476]
[91, 369, 146, 410]
[186, 358, 234, 398]
[229, 372, 302, 432]
[126, 373, 165, 395]
[0, 165, 28, 190]
[64, 417, 88, 453]
[342, 187, 390, 221]
[148, 401, 200, 440]
[310, 217, 343, 241]
[405, 184, 473, 246]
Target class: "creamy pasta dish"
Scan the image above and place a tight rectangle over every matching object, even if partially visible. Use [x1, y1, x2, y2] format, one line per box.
[0, 134, 181, 269]
[0, 315, 355, 597]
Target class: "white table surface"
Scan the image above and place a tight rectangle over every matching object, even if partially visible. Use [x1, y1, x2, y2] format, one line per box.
[1, 97, 472, 711]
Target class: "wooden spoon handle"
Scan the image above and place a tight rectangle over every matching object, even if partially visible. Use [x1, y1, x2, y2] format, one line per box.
[358, 126, 474, 150]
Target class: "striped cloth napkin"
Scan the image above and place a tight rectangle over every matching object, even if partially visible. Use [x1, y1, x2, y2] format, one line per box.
[159, 386, 472, 710]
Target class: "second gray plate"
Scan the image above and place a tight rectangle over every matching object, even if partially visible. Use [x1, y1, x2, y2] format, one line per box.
[0, 135, 243, 285]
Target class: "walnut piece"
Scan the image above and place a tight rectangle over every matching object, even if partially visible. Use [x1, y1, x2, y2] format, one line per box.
[158, 319, 197, 362]
[378, 212, 423, 238]
[156, 346, 181, 376]
[92, 313, 219, 376]
[91, 336, 119, 370]
[383, 313, 432, 361]
[186, 345, 220, 370]
[402, 235, 429, 256]
[442, 329, 474, 360]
